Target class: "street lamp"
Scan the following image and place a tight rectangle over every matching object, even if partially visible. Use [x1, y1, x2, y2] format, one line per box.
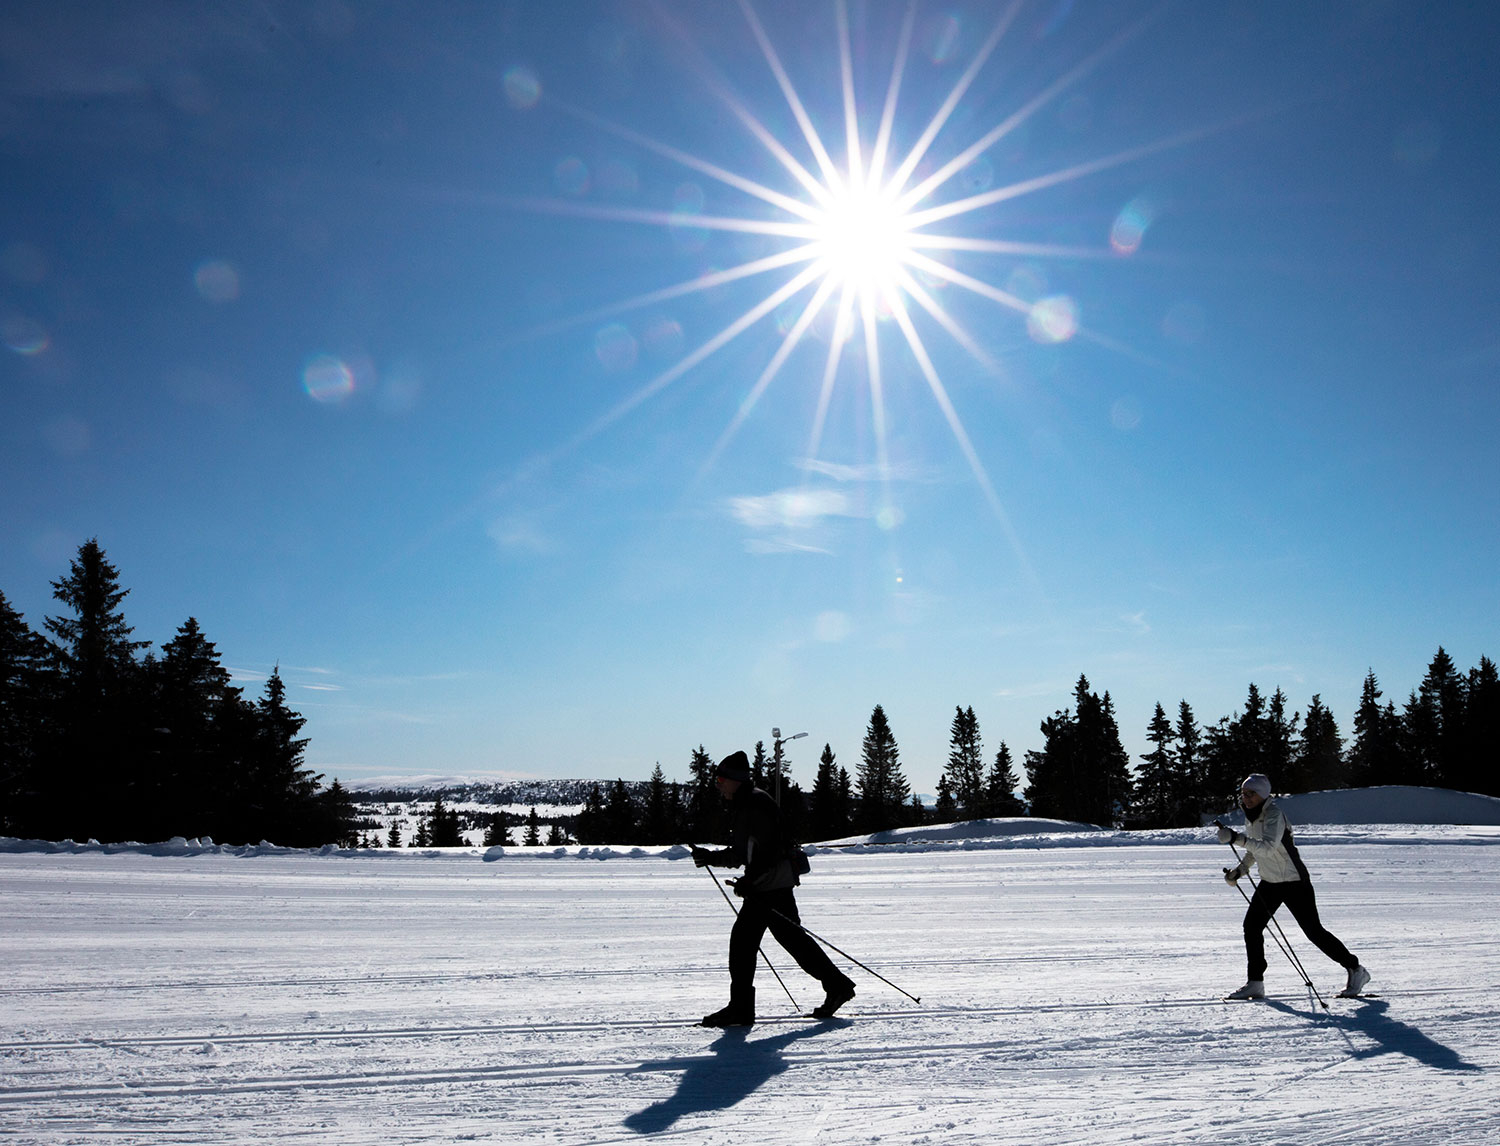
[771, 728, 807, 804]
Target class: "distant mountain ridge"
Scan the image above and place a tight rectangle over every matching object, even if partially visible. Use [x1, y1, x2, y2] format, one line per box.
[347, 778, 651, 807]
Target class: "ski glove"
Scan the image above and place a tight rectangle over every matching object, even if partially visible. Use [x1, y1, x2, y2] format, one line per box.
[1217, 824, 1247, 847]
[1223, 865, 1246, 885]
[727, 877, 745, 898]
[691, 847, 711, 868]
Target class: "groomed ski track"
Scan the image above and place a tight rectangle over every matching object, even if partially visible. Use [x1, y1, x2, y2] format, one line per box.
[1, 837, 1495, 1144]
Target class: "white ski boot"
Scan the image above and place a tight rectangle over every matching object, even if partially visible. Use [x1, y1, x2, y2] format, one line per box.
[1224, 980, 1265, 1000]
[1339, 965, 1371, 998]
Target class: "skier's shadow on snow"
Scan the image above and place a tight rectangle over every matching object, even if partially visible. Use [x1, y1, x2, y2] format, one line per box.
[1266, 998, 1480, 1072]
[624, 1021, 847, 1134]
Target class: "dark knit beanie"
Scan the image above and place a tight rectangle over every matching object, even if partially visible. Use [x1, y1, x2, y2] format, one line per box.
[716, 750, 751, 783]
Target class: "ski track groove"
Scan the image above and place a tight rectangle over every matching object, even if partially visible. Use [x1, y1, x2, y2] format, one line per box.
[0, 984, 1479, 1054]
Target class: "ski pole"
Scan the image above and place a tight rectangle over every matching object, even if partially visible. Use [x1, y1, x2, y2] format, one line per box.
[1216, 823, 1327, 1010]
[767, 907, 922, 1005]
[695, 856, 801, 1014]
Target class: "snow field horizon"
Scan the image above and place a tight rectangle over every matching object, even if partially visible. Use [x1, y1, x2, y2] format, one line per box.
[1, 829, 1496, 1144]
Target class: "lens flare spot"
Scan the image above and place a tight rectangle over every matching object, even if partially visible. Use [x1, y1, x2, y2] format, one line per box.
[303, 354, 355, 404]
[876, 505, 904, 531]
[927, 14, 962, 64]
[554, 156, 590, 196]
[594, 322, 638, 372]
[959, 156, 995, 193]
[1110, 196, 1156, 255]
[3, 315, 50, 355]
[641, 317, 684, 361]
[193, 259, 240, 302]
[1027, 295, 1077, 343]
[670, 182, 709, 251]
[503, 66, 541, 109]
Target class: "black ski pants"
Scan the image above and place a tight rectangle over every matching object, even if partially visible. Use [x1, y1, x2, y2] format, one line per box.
[1243, 879, 1358, 981]
[729, 888, 842, 990]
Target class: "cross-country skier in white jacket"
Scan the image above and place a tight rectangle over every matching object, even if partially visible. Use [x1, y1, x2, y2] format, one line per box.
[1221, 773, 1371, 1000]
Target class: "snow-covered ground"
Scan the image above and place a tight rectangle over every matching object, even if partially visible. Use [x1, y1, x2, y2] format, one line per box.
[2, 790, 1497, 1144]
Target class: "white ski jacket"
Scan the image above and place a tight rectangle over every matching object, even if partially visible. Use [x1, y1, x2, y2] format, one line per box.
[1231, 799, 1307, 885]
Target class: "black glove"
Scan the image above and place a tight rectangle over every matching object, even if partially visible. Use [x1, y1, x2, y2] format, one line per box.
[691, 846, 711, 868]
[728, 877, 745, 898]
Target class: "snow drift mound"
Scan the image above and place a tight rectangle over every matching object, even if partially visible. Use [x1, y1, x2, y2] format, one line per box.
[1275, 785, 1500, 825]
[815, 816, 1102, 848]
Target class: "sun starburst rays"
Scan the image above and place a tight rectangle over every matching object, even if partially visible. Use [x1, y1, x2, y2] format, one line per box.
[516, 2, 1204, 540]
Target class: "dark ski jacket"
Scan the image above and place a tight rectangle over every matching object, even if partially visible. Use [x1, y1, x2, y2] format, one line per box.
[700, 784, 802, 894]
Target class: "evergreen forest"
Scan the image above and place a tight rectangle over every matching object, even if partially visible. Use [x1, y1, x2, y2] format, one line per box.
[0, 540, 356, 846]
[3, 540, 1495, 846]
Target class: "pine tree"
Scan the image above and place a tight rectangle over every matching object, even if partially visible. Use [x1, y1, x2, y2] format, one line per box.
[640, 763, 673, 844]
[685, 745, 718, 841]
[1174, 701, 1204, 824]
[1265, 688, 1300, 791]
[1025, 676, 1133, 826]
[154, 617, 240, 839]
[1136, 702, 1178, 827]
[412, 813, 431, 847]
[247, 667, 323, 845]
[545, 822, 568, 846]
[1463, 657, 1499, 795]
[933, 774, 957, 822]
[0, 591, 50, 835]
[944, 705, 985, 816]
[523, 807, 542, 846]
[386, 822, 403, 848]
[1348, 670, 1407, 786]
[1409, 647, 1467, 788]
[42, 539, 152, 840]
[985, 742, 1025, 817]
[751, 741, 769, 789]
[1298, 694, 1346, 791]
[857, 704, 909, 832]
[603, 778, 636, 842]
[428, 796, 464, 847]
[483, 812, 514, 847]
[320, 780, 359, 848]
[574, 784, 606, 844]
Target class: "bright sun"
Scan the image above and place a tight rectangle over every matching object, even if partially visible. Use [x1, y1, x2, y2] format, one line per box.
[523, 2, 1194, 529]
[810, 178, 916, 299]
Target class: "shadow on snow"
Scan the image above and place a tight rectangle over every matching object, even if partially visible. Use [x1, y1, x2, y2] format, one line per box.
[1266, 998, 1482, 1073]
[624, 1021, 848, 1134]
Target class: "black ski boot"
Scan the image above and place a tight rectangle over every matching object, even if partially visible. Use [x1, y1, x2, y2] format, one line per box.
[701, 985, 755, 1028]
[811, 975, 856, 1019]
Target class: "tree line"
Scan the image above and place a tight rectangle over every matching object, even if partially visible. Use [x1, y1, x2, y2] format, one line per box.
[570, 649, 1496, 842]
[0, 540, 356, 846]
[4, 541, 1493, 846]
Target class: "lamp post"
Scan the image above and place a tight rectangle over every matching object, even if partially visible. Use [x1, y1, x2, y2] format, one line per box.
[771, 727, 807, 804]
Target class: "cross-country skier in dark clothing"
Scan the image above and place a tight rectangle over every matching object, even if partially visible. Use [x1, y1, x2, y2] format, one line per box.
[1220, 772, 1371, 1000]
[691, 750, 856, 1027]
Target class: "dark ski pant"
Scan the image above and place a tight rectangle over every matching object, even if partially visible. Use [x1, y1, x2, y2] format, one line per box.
[729, 888, 842, 991]
[1244, 879, 1358, 981]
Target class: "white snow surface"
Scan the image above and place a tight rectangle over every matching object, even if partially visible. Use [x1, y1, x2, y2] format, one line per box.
[2, 788, 1497, 1144]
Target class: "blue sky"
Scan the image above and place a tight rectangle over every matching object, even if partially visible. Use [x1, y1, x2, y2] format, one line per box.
[3, 1, 1497, 794]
